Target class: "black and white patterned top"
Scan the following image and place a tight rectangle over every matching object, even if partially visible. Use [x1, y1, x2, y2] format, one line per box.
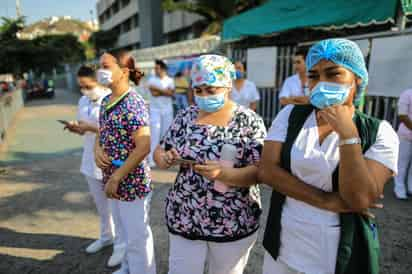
[160, 105, 267, 242]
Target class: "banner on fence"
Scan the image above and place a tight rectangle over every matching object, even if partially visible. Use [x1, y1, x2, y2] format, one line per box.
[247, 47, 277, 87]
[368, 35, 412, 97]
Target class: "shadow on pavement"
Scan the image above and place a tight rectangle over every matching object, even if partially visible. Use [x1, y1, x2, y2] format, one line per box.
[0, 156, 97, 222]
[0, 148, 83, 167]
[0, 227, 114, 274]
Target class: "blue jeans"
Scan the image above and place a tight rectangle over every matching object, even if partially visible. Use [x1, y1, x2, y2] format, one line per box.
[175, 93, 189, 111]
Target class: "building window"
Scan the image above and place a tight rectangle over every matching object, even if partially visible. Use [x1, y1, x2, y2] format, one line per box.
[123, 18, 132, 33]
[99, 15, 105, 24]
[114, 25, 121, 35]
[121, 0, 131, 8]
[112, 1, 120, 15]
[132, 14, 139, 28]
[104, 9, 111, 21]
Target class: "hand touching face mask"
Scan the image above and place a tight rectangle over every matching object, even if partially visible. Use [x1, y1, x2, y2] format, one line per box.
[310, 81, 353, 109]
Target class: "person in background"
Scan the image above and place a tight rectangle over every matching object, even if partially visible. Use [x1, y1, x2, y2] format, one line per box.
[154, 54, 267, 274]
[231, 61, 260, 111]
[259, 39, 398, 274]
[64, 65, 125, 268]
[174, 70, 190, 111]
[279, 47, 310, 106]
[147, 59, 175, 167]
[94, 53, 156, 274]
[394, 88, 412, 200]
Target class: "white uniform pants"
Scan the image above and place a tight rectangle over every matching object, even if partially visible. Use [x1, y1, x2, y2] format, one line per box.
[168, 231, 258, 274]
[111, 194, 156, 274]
[394, 139, 412, 196]
[262, 252, 304, 274]
[85, 176, 123, 248]
[149, 107, 174, 163]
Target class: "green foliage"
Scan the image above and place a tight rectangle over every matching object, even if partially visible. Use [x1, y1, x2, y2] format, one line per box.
[0, 17, 87, 76]
[0, 16, 25, 40]
[82, 41, 96, 61]
[162, 0, 267, 35]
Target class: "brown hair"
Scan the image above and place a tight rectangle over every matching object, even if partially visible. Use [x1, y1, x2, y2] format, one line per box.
[115, 51, 144, 85]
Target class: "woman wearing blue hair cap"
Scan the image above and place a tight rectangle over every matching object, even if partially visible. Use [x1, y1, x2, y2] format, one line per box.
[259, 39, 399, 274]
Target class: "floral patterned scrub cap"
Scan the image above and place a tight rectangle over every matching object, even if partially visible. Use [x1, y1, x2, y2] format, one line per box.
[306, 38, 368, 106]
[191, 54, 236, 88]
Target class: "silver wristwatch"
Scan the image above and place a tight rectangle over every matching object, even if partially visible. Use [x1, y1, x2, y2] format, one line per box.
[339, 137, 361, 146]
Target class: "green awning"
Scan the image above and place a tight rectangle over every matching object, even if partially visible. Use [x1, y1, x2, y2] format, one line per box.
[222, 0, 398, 41]
[402, 0, 412, 15]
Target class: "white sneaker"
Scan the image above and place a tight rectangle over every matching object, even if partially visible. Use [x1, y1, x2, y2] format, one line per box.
[112, 265, 128, 274]
[85, 239, 112, 254]
[394, 190, 408, 200]
[148, 161, 156, 168]
[107, 247, 126, 267]
[112, 269, 127, 274]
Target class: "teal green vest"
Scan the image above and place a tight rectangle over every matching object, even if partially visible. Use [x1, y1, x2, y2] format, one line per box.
[263, 105, 381, 274]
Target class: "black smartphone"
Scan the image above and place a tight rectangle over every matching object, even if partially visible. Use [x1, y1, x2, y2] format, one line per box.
[57, 119, 70, 126]
[174, 158, 198, 165]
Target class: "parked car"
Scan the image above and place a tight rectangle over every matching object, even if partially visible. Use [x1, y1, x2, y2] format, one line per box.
[0, 81, 15, 93]
[24, 79, 55, 100]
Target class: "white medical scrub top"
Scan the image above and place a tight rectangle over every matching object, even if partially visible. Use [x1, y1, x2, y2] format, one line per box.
[147, 75, 175, 111]
[77, 88, 111, 180]
[266, 105, 399, 274]
[231, 79, 260, 108]
[279, 74, 308, 100]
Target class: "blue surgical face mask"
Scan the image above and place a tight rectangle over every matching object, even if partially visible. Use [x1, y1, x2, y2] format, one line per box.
[235, 70, 245, 79]
[309, 81, 353, 109]
[195, 92, 226, 112]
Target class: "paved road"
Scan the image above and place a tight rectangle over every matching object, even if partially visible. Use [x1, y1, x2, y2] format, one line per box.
[0, 89, 411, 274]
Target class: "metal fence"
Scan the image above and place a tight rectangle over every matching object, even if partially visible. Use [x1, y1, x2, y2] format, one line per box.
[364, 95, 399, 127]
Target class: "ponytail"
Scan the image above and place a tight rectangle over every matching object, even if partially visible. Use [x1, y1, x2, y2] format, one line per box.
[116, 51, 144, 85]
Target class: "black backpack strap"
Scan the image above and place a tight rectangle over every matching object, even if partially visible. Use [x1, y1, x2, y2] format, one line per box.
[263, 105, 314, 260]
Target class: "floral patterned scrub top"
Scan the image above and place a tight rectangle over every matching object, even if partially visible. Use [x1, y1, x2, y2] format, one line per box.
[160, 105, 267, 242]
[99, 89, 151, 201]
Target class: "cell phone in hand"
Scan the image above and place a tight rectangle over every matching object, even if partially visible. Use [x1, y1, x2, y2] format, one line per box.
[57, 119, 70, 126]
[174, 158, 197, 165]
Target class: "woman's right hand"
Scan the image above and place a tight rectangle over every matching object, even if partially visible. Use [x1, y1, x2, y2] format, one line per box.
[324, 192, 383, 218]
[95, 145, 111, 169]
[64, 121, 85, 135]
[157, 148, 180, 168]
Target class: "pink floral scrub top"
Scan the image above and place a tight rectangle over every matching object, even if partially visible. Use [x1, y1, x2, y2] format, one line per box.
[99, 89, 151, 201]
[160, 105, 267, 242]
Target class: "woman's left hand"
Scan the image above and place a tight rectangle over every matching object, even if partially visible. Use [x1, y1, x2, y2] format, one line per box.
[318, 105, 358, 138]
[104, 174, 121, 199]
[194, 160, 226, 181]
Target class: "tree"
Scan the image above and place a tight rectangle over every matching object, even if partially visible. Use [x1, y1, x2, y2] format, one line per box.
[33, 34, 86, 64]
[162, 0, 267, 35]
[0, 17, 87, 76]
[0, 16, 24, 40]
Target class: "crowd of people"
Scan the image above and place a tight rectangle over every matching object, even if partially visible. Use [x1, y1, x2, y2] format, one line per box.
[63, 38, 402, 274]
